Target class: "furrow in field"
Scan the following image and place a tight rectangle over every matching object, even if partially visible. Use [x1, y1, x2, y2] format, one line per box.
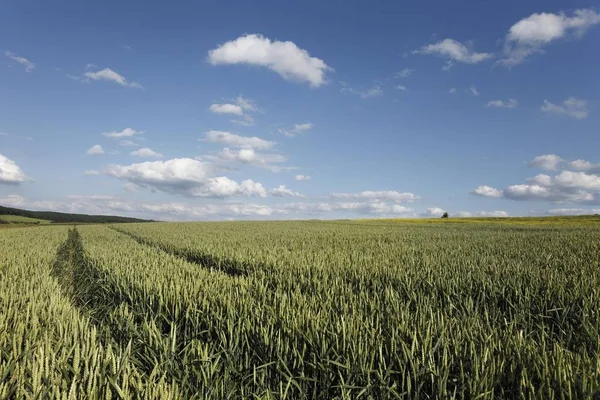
[0, 226, 179, 398]
[110, 221, 600, 398]
[49, 228, 169, 380]
[110, 225, 249, 277]
[78, 225, 266, 397]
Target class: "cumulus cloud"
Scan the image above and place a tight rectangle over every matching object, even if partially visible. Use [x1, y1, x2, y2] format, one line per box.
[471, 185, 503, 198]
[0, 154, 28, 184]
[295, 174, 311, 181]
[396, 85, 407, 91]
[5, 52, 35, 72]
[208, 34, 332, 87]
[567, 159, 600, 174]
[329, 190, 420, 202]
[270, 185, 304, 197]
[500, 9, 600, 66]
[106, 157, 267, 198]
[486, 99, 517, 108]
[468, 86, 479, 96]
[472, 155, 600, 204]
[540, 97, 588, 119]
[103, 128, 144, 139]
[0, 193, 419, 221]
[130, 147, 164, 158]
[209, 103, 243, 115]
[546, 208, 600, 216]
[278, 123, 314, 137]
[86, 145, 105, 155]
[282, 201, 414, 216]
[203, 130, 274, 150]
[528, 154, 563, 170]
[476, 210, 509, 217]
[455, 211, 473, 217]
[421, 207, 445, 217]
[205, 147, 288, 172]
[83, 68, 143, 88]
[414, 38, 493, 68]
[209, 95, 261, 122]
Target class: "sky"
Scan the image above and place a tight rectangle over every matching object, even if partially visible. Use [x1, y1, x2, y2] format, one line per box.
[1, 0, 600, 221]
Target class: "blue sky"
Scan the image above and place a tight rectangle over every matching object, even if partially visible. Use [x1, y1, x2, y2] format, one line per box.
[1, 0, 599, 220]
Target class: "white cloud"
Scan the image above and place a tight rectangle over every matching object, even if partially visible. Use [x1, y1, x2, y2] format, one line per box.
[282, 201, 414, 216]
[329, 190, 420, 202]
[130, 147, 164, 158]
[455, 211, 473, 217]
[5, 52, 35, 72]
[203, 130, 275, 150]
[421, 207, 445, 217]
[233, 95, 260, 112]
[396, 68, 414, 78]
[528, 154, 563, 170]
[205, 147, 288, 172]
[106, 158, 267, 198]
[270, 185, 304, 197]
[486, 99, 517, 108]
[449, 88, 457, 94]
[209, 96, 261, 126]
[86, 144, 105, 155]
[0, 194, 282, 220]
[341, 84, 383, 99]
[471, 185, 503, 198]
[84, 170, 100, 176]
[208, 34, 332, 87]
[83, 68, 143, 88]
[103, 128, 144, 139]
[278, 123, 314, 137]
[0, 154, 28, 184]
[209, 103, 243, 115]
[567, 159, 600, 174]
[414, 38, 493, 67]
[476, 210, 509, 217]
[546, 208, 600, 216]
[550, 171, 600, 191]
[500, 9, 600, 66]
[295, 174, 311, 181]
[540, 97, 588, 119]
[119, 140, 139, 147]
[468, 86, 479, 96]
[396, 85, 407, 91]
[473, 157, 600, 204]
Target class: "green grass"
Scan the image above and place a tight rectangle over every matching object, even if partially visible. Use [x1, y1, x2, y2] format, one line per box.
[0, 214, 51, 224]
[1, 220, 599, 398]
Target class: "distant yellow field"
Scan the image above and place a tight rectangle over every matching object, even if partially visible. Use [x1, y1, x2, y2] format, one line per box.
[357, 215, 600, 226]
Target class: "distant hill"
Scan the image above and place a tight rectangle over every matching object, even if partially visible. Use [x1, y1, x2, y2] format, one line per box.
[0, 205, 152, 224]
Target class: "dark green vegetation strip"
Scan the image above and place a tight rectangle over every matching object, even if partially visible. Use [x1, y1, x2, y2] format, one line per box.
[0, 226, 179, 398]
[111, 225, 249, 277]
[0, 204, 152, 223]
[49, 228, 193, 388]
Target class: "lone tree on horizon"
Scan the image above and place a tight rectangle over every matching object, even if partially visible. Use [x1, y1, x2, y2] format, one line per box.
[441, 212, 449, 218]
